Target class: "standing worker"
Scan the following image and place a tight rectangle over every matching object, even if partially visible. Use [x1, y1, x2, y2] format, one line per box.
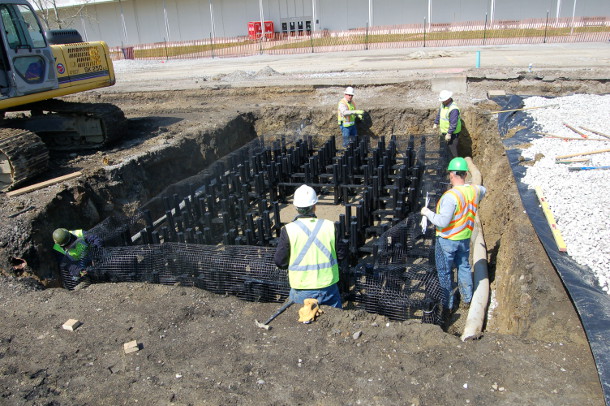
[420, 158, 486, 318]
[337, 86, 365, 148]
[433, 90, 462, 158]
[274, 185, 346, 308]
[52, 228, 102, 290]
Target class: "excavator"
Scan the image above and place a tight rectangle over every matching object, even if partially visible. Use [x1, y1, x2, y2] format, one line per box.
[0, 0, 126, 191]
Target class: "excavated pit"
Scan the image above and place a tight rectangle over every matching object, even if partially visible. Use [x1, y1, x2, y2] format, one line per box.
[1, 96, 586, 344]
[2, 69, 607, 403]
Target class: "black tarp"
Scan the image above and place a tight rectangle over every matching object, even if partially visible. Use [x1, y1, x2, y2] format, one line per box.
[493, 94, 610, 406]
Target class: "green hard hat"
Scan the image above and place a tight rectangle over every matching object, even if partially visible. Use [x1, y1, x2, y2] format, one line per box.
[447, 157, 468, 172]
[53, 228, 71, 246]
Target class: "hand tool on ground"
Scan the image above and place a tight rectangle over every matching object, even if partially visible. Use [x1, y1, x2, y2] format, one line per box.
[568, 166, 610, 172]
[255, 300, 294, 330]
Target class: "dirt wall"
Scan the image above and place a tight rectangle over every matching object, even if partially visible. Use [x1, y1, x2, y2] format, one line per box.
[462, 104, 587, 344]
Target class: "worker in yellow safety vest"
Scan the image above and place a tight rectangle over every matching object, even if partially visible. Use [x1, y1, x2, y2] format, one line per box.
[337, 86, 365, 148]
[274, 184, 347, 308]
[433, 90, 462, 158]
[420, 157, 486, 317]
[52, 228, 102, 290]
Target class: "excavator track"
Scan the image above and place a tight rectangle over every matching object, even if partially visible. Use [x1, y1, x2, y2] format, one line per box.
[0, 128, 49, 191]
[8, 100, 127, 151]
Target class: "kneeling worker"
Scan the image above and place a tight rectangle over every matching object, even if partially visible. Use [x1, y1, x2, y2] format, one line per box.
[274, 185, 346, 308]
[52, 228, 102, 290]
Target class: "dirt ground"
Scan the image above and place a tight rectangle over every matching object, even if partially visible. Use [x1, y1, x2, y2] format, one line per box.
[1, 45, 609, 405]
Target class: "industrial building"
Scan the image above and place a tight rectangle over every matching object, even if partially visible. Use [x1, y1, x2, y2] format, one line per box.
[40, 0, 609, 47]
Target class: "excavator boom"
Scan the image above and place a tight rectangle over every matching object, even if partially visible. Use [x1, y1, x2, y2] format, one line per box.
[0, 0, 125, 191]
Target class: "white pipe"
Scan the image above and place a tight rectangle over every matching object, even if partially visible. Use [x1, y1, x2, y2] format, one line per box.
[556, 0, 562, 19]
[570, 0, 577, 35]
[461, 157, 489, 341]
[489, 0, 495, 25]
[209, 0, 216, 41]
[259, 0, 266, 40]
[312, 0, 316, 32]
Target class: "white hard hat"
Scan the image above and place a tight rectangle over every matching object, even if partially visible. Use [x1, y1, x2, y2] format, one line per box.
[293, 184, 318, 208]
[439, 90, 453, 102]
[344, 87, 354, 95]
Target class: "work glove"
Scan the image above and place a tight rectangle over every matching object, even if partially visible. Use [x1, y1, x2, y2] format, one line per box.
[420, 207, 433, 218]
[357, 114, 363, 120]
[445, 133, 452, 142]
[298, 298, 323, 324]
[433, 123, 438, 130]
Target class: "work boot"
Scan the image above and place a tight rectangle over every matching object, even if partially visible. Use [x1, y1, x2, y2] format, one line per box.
[441, 307, 454, 328]
[73, 275, 91, 291]
[458, 301, 471, 313]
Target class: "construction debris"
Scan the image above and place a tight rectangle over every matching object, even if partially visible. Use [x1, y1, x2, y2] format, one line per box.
[123, 340, 140, 354]
[62, 319, 82, 331]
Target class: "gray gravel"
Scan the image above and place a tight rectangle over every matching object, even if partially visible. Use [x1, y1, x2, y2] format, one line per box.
[520, 94, 610, 293]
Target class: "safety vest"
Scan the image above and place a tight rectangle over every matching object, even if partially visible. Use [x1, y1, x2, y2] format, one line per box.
[53, 229, 89, 262]
[285, 217, 339, 290]
[439, 102, 462, 134]
[338, 98, 356, 127]
[435, 185, 481, 240]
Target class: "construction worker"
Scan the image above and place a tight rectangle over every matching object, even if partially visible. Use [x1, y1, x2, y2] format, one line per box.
[52, 228, 102, 290]
[337, 86, 365, 148]
[420, 158, 486, 316]
[274, 185, 346, 308]
[433, 90, 462, 158]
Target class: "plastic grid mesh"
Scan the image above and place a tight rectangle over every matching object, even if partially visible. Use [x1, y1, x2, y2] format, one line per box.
[75, 135, 450, 325]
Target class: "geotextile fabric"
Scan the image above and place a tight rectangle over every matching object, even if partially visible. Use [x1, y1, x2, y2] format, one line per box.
[492, 94, 610, 405]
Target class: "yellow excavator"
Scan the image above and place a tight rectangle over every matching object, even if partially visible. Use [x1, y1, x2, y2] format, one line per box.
[0, 0, 126, 191]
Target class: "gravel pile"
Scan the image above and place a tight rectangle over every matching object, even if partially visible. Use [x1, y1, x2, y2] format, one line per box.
[520, 94, 610, 293]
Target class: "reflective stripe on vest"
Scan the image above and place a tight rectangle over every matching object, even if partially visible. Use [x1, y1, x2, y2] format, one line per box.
[286, 218, 339, 290]
[436, 185, 479, 240]
[338, 98, 356, 127]
[53, 229, 89, 261]
[439, 102, 462, 134]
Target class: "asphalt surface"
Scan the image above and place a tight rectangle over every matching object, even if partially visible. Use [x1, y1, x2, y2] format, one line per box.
[110, 42, 610, 92]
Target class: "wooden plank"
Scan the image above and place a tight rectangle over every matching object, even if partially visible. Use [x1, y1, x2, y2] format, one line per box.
[563, 123, 588, 138]
[555, 148, 610, 160]
[6, 171, 82, 197]
[579, 126, 610, 140]
[535, 132, 609, 141]
[534, 186, 567, 252]
[486, 104, 558, 114]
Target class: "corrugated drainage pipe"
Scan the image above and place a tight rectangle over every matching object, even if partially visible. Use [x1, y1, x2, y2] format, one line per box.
[461, 157, 489, 341]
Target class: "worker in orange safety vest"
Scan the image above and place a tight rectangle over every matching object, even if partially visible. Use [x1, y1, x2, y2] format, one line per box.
[420, 157, 486, 318]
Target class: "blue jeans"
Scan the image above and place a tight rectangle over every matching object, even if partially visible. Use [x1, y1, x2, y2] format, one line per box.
[340, 124, 357, 148]
[289, 283, 342, 309]
[435, 237, 473, 310]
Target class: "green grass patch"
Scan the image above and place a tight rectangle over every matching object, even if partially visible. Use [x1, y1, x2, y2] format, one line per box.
[133, 39, 255, 58]
[267, 25, 609, 50]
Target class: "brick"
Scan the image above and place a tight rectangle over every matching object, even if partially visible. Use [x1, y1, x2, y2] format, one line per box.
[123, 340, 140, 354]
[62, 319, 82, 331]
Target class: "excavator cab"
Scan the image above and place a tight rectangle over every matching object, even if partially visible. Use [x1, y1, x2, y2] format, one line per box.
[0, 1, 57, 99]
[0, 0, 125, 191]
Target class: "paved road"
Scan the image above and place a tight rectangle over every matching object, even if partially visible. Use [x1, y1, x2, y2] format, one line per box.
[110, 42, 610, 92]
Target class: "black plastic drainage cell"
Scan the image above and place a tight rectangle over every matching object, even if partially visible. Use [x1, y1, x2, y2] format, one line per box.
[74, 134, 450, 325]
